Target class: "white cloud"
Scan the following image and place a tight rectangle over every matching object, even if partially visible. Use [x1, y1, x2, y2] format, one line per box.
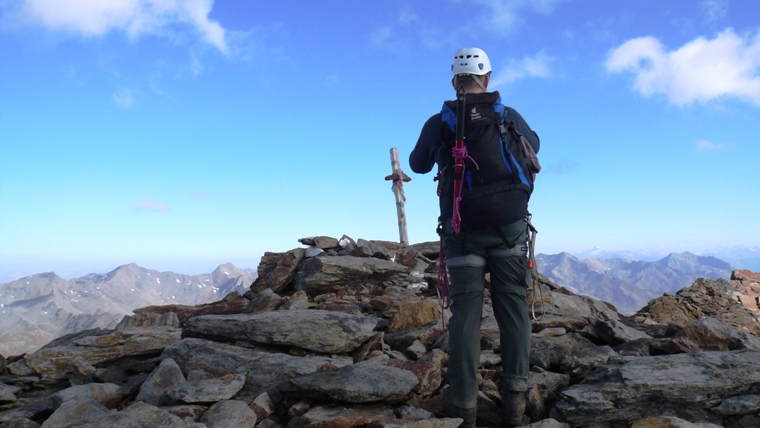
[700, 0, 728, 23]
[474, 0, 568, 30]
[370, 25, 394, 49]
[370, 8, 451, 51]
[491, 51, 554, 87]
[606, 28, 760, 107]
[190, 50, 204, 76]
[398, 8, 419, 25]
[113, 87, 134, 108]
[17, 0, 227, 52]
[696, 139, 732, 153]
[544, 159, 579, 174]
[129, 197, 169, 212]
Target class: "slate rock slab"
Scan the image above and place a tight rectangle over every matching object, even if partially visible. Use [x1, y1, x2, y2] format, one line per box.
[0, 397, 56, 424]
[182, 310, 377, 354]
[135, 357, 186, 406]
[52, 383, 123, 409]
[630, 416, 723, 428]
[296, 403, 395, 427]
[295, 256, 408, 295]
[388, 299, 441, 333]
[559, 345, 617, 379]
[200, 400, 257, 428]
[554, 350, 760, 427]
[0, 384, 20, 404]
[21, 328, 182, 381]
[119, 402, 206, 428]
[675, 317, 760, 351]
[39, 397, 110, 428]
[279, 361, 419, 403]
[168, 374, 246, 403]
[0, 418, 40, 428]
[251, 249, 305, 294]
[245, 289, 284, 313]
[162, 338, 351, 398]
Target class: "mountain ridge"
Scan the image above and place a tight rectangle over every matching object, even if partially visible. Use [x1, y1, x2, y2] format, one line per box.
[536, 251, 732, 315]
[0, 263, 256, 356]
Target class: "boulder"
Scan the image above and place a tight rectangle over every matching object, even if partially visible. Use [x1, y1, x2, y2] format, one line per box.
[0, 384, 20, 404]
[116, 312, 180, 330]
[674, 317, 760, 351]
[388, 299, 441, 333]
[635, 278, 760, 336]
[52, 383, 123, 409]
[294, 256, 408, 295]
[162, 338, 351, 398]
[118, 402, 205, 427]
[19, 327, 182, 381]
[39, 397, 111, 428]
[249, 392, 275, 421]
[630, 416, 723, 428]
[134, 294, 250, 326]
[371, 419, 464, 428]
[251, 249, 305, 294]
[559, 345, 617, 379]
[135, 357, 186, 406]
[389, 358, 442, 396]
[200, 400, 257, 428]
[245, 288, 284, 313]
[295, 403, 395, 427]
[530, 333, 595, 371]
[351, 239, 395, 260]
[168, 373, 246, 403]
[0, 418, 41, 428]
[554, 350, 760, 427]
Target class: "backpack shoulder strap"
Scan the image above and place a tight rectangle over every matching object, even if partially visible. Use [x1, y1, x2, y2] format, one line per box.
[503, 119, 542, 180]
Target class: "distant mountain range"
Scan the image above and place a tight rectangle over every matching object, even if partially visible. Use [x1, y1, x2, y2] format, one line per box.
[0, 263, 256, 357]
[536, 252, 732, 315]
[575, 246, 760, 271]
[0, 250, 744, 356]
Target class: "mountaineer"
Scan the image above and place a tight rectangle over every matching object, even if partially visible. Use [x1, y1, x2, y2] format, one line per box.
[409, 47, 541, 427]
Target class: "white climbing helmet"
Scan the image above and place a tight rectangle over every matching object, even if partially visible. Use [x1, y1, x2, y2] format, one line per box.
[451, 47, 492, 76]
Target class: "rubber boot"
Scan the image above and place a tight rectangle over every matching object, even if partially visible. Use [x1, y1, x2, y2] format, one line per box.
[502, 391, 527, 427]
[450, 405, 477, 428]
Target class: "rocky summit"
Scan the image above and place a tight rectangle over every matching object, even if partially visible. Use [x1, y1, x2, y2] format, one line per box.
[1, 235, 760, 428]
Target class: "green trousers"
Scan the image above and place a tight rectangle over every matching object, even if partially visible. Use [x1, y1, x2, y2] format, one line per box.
[444, 218, 531, 409]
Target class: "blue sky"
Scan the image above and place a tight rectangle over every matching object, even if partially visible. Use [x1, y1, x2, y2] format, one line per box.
[1, 0, 759, 279]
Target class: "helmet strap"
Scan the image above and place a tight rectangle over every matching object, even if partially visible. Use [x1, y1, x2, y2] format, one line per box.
[472, 75, 487, 92]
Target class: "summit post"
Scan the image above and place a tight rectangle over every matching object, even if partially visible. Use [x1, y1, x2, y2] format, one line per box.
[385, 147, 411, 246]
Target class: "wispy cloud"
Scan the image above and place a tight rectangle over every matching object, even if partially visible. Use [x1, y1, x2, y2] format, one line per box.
[491, 51, 554, 87]
[473, 0, 568, 31]
[13, 0, 228, 53]
[544, 159, 579, 174]
[606, 28, 760, 107]
[370, 25, 394, 50]
[700, 0, 728, 23]
[129, 197, 169, 212]
[696, 139, 733, 153]
[112, 87, 134, 108]
[191, 191, 207, 199]
[370, 7, 450, 52]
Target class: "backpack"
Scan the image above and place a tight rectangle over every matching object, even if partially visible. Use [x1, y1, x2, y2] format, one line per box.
[438, 92, 541, 233]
